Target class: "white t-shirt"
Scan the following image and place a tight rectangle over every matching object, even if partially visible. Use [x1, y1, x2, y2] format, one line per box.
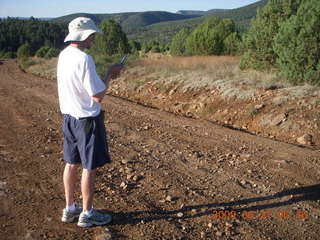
[57, 46, 106, 119]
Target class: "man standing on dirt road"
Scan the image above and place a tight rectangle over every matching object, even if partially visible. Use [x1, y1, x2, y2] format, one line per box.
[57, 17, 123, 227]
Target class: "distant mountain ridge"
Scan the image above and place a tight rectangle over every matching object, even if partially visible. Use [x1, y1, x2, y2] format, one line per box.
[176, 10, 206, 15]
[176, 9, 228, 15]
[52, 0, 268, 43]
[53, 11, 199, 29]
[127, 0, 268, 43]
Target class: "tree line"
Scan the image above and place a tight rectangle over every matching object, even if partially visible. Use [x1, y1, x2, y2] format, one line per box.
[170, 0, 320, 85]
[1, 0, 319, 85]
[0, 17, 67, 58]
[240, 0, 319, 85]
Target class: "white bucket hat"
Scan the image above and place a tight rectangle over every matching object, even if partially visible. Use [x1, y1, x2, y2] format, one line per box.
[64, 17, 102, 42]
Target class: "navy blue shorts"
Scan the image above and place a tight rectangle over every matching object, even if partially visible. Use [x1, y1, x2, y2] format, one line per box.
[62, 111, 111, 170]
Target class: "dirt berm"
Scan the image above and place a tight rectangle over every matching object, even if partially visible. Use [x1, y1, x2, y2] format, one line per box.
[27, 56, 320, 149]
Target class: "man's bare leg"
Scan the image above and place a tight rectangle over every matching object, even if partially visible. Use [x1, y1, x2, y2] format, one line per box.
[81, 168, 96, 212]
[63, 163, 79, 207]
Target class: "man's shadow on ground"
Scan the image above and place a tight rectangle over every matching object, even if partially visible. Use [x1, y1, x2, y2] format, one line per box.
[103, 184, 320, 226]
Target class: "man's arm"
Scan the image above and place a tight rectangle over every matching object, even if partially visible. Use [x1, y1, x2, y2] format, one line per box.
[92, 89, 106, 103]
[92, 64, 124, 103]
[103, 64, 124, 84]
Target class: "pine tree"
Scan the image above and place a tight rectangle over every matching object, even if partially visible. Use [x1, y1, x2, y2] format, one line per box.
[273, 0, 320, 84]
[170, 28, 190, 56]
[240, 0, 301, 70]
[17, 43, 32, 59]
[224, 32, 241, 56]
[92, 19, 130, 56]
[129, 40, 141, 54]
[185, 17, 236, 56]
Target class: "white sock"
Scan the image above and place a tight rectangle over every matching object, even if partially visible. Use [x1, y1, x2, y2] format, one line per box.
[66, 203, 76, 212]
[83, 208, 93, 217]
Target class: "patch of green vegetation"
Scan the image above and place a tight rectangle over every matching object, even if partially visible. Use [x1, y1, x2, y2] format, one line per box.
[19, 58, 38, 70]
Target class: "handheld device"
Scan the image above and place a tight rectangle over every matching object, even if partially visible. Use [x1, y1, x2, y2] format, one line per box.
[119, 55, 128, 65]
[104, 55, 127, 83]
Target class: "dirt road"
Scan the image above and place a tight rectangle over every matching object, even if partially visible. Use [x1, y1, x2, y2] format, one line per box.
[0, 59, 319, 240]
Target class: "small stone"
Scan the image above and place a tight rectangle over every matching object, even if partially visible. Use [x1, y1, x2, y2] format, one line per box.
[270, 113, 287, 126]
[208, 222, 213, 228]
[0, 181, 7, 189]
[254, 104, 265, 110]
[95, 231, 112, 240]
[215, 231, 223, 237]
[166, 195, 172, 202]
[133, 175, 139, 181]
[120, 182, 126, 188]
[121, 159, 129, 164]
[177, 212, 183, 217]
[225, 222, 233, 228]
[297, 134, 313, 145]
[240, 180, 247, 185]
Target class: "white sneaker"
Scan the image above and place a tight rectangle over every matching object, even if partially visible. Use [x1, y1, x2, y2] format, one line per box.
[61, 203, 82, 223]
[77, 209, 112, 227]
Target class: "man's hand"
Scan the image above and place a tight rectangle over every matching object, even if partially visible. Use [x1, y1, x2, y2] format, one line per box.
[109, 64, 124, 80]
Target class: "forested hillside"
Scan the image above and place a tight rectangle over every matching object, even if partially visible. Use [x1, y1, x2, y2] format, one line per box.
[53, 11, 200, 33]
[52, 0, 268, 43]
[5, 0, 318, 87]
[0, 17, 66, 57]
[128, 0, 268, 43]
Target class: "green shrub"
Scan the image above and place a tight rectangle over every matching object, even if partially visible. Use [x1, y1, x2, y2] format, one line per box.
[170, 28, 190, 56]
[273, 0, 320, 85]
[141, 40, 160, 54]
[17, 43, 32, 59]
[151, 45, 161, 53]
[185, 17, 237, 56]
[240, 0, 301, 70]
[141, 42, 152, 54]
[92, 19, 130, 56]
[19, 59, 37, 69]
[129, 40, 141, 54]
[2, 52, 16, 59]
[44, 48, 60, 59]
[224, 32, 241, 56]
[35, 46, 50, 58]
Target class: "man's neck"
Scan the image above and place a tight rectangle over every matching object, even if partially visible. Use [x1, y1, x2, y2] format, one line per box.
[70, 42, 84, 50]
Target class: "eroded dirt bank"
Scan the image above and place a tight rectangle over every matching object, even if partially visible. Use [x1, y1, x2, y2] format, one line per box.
[108, 60, 320, 150]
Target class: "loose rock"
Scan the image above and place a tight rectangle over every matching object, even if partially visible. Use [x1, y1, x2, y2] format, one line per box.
[297, 134, 313, 145]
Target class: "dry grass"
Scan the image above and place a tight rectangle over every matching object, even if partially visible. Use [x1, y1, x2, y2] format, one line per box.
[27, 57, 58, 80]
[127, 55, 297, 99]
[26, 54, 320, 100]
[137, 55, 239, 71]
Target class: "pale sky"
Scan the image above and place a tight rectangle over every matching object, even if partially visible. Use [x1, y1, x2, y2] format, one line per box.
[0, 0, 261, 18]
